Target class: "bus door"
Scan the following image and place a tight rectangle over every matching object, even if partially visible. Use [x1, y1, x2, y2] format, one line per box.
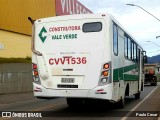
[118, 27, 125, 97]
[138, 48, 142, 91]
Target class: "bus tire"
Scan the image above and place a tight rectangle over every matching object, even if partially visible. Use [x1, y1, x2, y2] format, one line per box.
[117, 98, 125, 108]
[66, 98, 83, 108]
[151, 82, 157, 86]
[135, 92, 140, 99]
[154, 82, 157, 86]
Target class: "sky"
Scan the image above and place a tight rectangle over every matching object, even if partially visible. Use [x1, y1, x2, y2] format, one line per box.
[79, 0, 160, 57]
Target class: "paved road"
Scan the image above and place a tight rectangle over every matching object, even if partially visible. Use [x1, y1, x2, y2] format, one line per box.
[0, 84, 159, 120]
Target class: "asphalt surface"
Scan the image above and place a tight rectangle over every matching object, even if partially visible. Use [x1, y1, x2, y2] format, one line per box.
[0, 92, 35, 104]
[125, 84, 160, 120]
[0, 83, 159, 120]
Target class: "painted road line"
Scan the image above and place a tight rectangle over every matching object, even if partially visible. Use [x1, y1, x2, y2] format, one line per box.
[121, 86, 159, 120]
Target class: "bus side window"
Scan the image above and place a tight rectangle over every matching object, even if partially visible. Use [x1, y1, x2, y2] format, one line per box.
[124, 35, 128, 58]
[128, 38, 131, 60]
[138, 48, 141, 64]
[131, 41, 134, 61]
[134, 43, 137, 62]
[113, 24, 118, 55]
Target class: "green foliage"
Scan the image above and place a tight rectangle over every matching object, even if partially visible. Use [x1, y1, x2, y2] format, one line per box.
[0, 57, 31, 64]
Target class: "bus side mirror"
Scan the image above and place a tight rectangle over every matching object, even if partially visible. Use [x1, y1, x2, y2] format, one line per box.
[143, 55, 148, 63]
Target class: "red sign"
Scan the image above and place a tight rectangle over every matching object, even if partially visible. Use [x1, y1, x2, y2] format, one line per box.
[56, 0, 92, 16]
[49, 57, 87, 65]
[49, 26, 81, 32]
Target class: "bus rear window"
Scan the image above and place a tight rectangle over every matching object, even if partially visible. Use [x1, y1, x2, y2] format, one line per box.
[83, 22, 102, 32]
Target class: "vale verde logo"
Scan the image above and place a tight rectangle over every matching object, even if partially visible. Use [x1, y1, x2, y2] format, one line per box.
[38, 26, 80, 43]
[39, 27, 47, 43]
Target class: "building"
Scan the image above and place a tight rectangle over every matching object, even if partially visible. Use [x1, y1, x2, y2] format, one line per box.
[0, 0, 92, 58]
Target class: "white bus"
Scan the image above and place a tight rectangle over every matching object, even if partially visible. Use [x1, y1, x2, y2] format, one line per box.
[30, 13, 146, 108]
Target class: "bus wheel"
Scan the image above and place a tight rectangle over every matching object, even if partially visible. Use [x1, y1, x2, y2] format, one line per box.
[117, 98, 125, 108]
[67, 98, 84, 108]
[135, 92, 140, 99]
[151, 82, 157, 86]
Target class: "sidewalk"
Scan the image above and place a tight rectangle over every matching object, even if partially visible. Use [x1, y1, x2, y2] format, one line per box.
[0, 92, 35, 104]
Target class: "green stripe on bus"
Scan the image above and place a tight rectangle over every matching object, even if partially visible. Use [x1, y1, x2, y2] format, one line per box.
[113, 64, 139, 81]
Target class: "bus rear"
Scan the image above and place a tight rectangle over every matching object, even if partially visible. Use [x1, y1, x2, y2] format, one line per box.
[32, 14, 112, 101]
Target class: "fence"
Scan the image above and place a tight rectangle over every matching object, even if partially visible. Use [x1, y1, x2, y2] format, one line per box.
[0, 63, 32, 94]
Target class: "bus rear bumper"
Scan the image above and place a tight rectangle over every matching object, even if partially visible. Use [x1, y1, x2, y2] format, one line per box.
[33, 83, 112, 100]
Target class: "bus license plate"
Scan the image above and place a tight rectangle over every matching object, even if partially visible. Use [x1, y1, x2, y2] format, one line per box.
[61, 78, 75, 83]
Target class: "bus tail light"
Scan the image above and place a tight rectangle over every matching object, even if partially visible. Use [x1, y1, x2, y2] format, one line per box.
[32, 63, 41, 84]
[33, 64, 37, 69]
[95, 89, 107, 94]
[99, 62, 111, 86]
[102, 71, 109, 76]
[34, 71, 39, 76]
[100, 77, 108, 84]
[34, 87, 42, 92]
[103, 63, 109, 69]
